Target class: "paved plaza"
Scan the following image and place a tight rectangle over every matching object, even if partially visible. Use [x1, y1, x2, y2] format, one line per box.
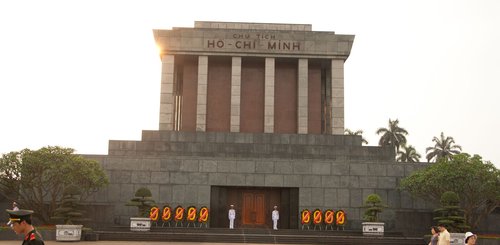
[0, 242, 270, 245]
[0, 242, 297, 245]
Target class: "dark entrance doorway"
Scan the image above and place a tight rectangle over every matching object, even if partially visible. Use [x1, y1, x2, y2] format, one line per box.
[210, 186, 298, 229]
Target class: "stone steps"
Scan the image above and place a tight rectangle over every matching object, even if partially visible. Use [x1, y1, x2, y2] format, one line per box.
[95, 227, 424, 244]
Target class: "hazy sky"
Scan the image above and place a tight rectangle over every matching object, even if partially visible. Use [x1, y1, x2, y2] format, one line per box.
[1, 0, 499, 168]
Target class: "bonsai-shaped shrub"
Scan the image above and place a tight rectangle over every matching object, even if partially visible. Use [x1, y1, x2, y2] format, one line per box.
[433, 191, 469, 232]
[363, 194, 387, 222]
[51, 185, 89, 225]
[126, 187, 156, 217]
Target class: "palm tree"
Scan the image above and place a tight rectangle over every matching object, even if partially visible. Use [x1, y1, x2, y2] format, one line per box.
[425, 132, 462, 162]
[396, 144, 421, 162]
[344, 128, 368, 145]
[376, 119, 408, 153]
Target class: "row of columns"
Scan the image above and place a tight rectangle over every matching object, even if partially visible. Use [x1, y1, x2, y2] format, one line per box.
[159, 55, 345, 135]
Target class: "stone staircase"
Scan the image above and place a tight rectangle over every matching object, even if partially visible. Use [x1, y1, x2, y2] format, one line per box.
[95, 227, 424, 244]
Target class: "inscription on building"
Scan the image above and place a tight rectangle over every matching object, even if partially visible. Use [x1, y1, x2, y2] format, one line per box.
[206, 32, 301, 51]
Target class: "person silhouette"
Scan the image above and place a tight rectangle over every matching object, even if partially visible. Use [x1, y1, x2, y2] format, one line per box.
[13, 201, 20, 211]
[7, 201, 20, 226]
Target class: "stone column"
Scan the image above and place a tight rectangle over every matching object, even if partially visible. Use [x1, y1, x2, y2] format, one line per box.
[230, 57, 242, 132]
[264, 58, 275, 133]
[159, 55, 175, 131]
[331, 59, 344, 135]
[298, 59, 308, 134]
[196, 56, 208, 131]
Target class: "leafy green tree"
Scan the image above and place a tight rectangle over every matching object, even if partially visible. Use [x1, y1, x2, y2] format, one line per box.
[376, 119, 408, 153]
[0, 146, 109, 223]
[344, 128, 368, 145]
[400, 154, 500, 228]
[396, 144, 421, 162]
[425, 132, 462, 162]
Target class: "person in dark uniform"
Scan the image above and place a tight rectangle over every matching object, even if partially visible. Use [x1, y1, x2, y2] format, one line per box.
[6, 209, 45, 245]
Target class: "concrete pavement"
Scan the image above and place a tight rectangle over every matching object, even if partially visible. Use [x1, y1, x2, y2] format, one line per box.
[0, 242, 297, 245]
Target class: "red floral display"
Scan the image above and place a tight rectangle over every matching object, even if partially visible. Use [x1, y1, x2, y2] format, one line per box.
[174, 206, 184, 222]
[301, 209, 311, 224]
[149, 206, 159, 221]
[162, 206, 172, 221]
[198, 206, 209, 223]
[324, 209, 335, 225]
[313, 209, 322, 225]
[186, 206, 197, 222]
[336, 209, 346, 226]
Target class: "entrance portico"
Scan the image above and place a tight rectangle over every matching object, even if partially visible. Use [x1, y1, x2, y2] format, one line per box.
[210, 186, 298, 229]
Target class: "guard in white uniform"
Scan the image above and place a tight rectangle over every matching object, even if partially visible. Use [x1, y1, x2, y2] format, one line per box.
[228, 204, 236, 229]
[272, 205, 279, 230]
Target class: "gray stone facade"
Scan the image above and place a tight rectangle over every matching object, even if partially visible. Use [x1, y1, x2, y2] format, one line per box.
[84, 131, 435, 235]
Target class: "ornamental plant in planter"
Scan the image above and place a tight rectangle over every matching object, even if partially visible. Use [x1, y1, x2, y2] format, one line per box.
[362, 194, 387, 236]
[51, 185, 89, 241]
[433, 191, 469, 232]
[126, 187, 156, 231]
[434, 191, 469, 244]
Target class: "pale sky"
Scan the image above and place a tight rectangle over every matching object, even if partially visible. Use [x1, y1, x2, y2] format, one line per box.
[1, 0, 499, 168]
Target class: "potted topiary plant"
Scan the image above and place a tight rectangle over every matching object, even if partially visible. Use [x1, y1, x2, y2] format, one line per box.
[126, 187, 156, 231]
[362, 193, 387, 236]
[433, 191, 469, 244]
[51, 185, 89, 241]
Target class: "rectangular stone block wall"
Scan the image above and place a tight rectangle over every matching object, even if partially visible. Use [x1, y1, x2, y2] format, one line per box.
[108, 131, 396, 161]
[84, 154, 434, 230]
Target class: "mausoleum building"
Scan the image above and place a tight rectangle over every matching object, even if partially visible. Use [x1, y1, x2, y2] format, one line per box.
[85, 21, 433, 234]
